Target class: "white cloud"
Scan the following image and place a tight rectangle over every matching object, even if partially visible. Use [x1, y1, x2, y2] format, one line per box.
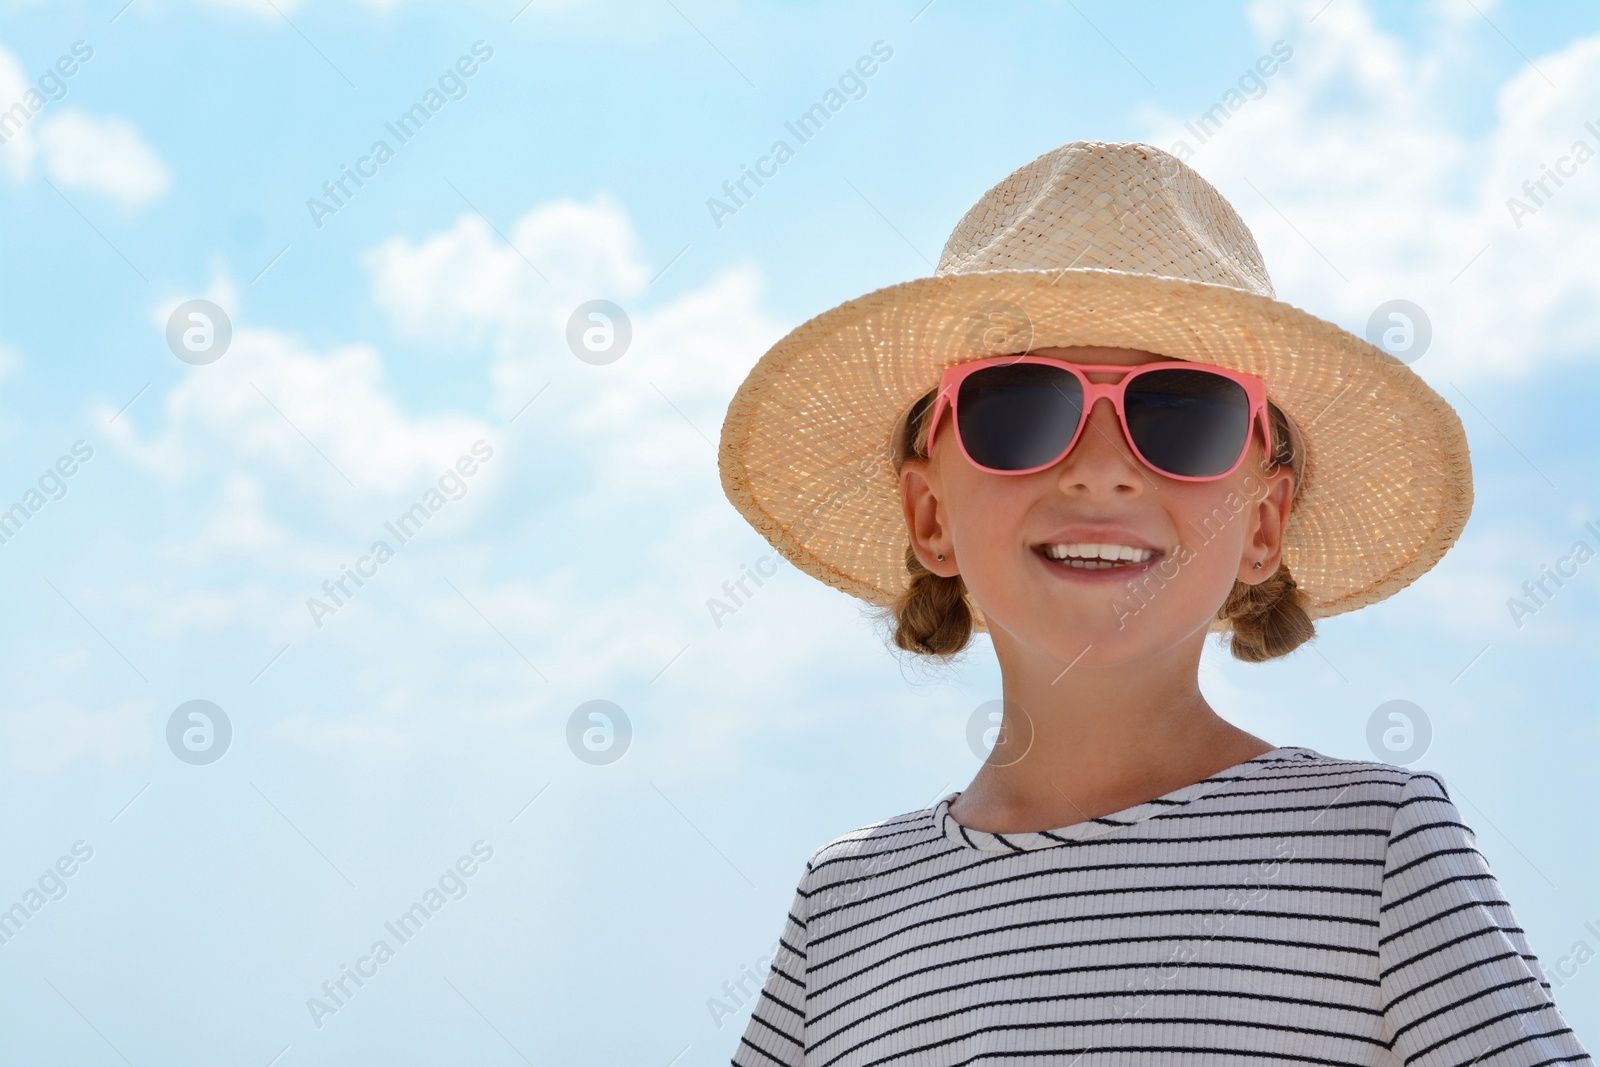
[1, 697, 151, 774]
[192, 472, 294, 555]
[363, 193, 784, 497]
[35, 107, 171, 209]
[2, 45, 169, 209]
[0, 45, 40, 180]
[363, 192, 651, 356]
[261, 709, 413, 754]
[105, 301, 495, 500]
[1142, 0, 1600, 383]
[1384, 511, 1600, 645]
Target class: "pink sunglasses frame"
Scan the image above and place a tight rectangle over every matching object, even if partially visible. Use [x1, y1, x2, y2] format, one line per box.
[924, 355, 1273, 481]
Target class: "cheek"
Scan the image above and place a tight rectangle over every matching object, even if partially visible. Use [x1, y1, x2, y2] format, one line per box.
[944, 475, 1030, 570]
[1167, 484, 1255, 582]
[949, 482, 1014, 544]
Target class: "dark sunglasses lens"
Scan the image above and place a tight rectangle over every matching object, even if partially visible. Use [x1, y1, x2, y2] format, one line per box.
[956, 363, 1083, 470]
[1124, 369, 1251, 478]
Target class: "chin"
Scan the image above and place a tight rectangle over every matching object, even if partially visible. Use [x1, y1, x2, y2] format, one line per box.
[986, 600, 1146, 654]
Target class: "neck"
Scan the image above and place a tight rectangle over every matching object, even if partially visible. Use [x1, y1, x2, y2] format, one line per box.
[958, 625, 1273, 829]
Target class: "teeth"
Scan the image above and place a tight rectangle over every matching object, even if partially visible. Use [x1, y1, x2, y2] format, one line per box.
[1041, 542, 1156, 567]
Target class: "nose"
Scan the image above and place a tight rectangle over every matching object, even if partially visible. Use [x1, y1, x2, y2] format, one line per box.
[1052, 396, 1147, 495]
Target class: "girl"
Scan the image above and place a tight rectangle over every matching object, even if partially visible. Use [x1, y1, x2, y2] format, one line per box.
[718, 141, 1591, 1066]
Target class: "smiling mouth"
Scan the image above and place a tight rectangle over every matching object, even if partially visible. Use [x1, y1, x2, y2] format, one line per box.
[1034, 542, 1163, 570]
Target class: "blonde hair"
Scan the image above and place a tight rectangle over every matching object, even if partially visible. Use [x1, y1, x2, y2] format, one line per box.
[877, 380, 1314, 662]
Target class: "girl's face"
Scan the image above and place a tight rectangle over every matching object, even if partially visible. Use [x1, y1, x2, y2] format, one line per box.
[898, 346, 1296, 664]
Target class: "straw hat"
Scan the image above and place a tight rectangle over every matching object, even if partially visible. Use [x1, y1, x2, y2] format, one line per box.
[717, 140, 1473, 635]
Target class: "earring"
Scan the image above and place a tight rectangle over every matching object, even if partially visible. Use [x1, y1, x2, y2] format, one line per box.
[1253, 561, 1263, 570]
[937, 553, 945, 561]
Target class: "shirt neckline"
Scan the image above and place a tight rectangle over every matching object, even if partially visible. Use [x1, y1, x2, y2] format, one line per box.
[934, 745, 1318, 853]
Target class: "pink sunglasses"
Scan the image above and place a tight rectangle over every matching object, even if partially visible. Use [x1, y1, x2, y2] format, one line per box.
[924, 355, 1273, 481]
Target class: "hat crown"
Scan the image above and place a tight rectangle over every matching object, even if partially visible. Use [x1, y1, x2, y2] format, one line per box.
[935, 141, 1276, 299]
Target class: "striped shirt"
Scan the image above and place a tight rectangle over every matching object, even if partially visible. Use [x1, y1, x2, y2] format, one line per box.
[731, 745, 1592, 1067]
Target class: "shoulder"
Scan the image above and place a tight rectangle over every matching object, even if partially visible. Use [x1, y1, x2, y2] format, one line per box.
[798, 797, 944, 895]
[1250, 744, 1451, 807]
[1188, 745, 1462, 848]
[1242, 749, 1493, 883]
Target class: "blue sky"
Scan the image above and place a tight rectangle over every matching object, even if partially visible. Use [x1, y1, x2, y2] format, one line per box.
[2, 0, 1599, 1062]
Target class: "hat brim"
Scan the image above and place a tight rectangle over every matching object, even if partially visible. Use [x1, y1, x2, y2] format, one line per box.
[718, 267, 1473, 637]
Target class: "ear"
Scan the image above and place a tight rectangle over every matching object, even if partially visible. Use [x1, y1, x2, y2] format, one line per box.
[900, 456, 958, 576]
[1238, 462, 1295, 585]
